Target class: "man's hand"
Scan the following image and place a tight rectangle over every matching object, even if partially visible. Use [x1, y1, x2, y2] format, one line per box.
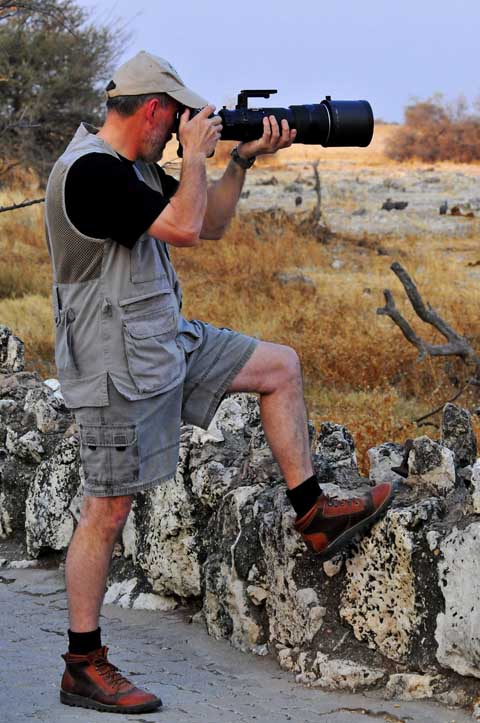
[179, 105, 223, 159]
[236, 116, 297, 160]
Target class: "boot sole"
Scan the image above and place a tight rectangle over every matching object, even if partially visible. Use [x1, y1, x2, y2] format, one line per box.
[60, 689, 162, 713]
[313, 482, 398, 561]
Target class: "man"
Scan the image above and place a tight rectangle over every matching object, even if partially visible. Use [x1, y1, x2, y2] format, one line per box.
[45, 51, 395, 714]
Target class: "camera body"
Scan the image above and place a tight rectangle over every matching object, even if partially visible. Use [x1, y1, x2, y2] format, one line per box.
[176, 89, 374, 157]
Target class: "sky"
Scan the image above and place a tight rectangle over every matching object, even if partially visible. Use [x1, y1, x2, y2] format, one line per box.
[78, 0, 479, 123]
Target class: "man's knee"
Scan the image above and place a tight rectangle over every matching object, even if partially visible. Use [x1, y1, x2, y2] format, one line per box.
[267, 344, 302, 392]
[79, 494, 133, 534]
[277, 345, 302, 382]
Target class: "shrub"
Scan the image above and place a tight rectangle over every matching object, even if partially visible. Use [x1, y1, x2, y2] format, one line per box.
[386, 94, 480, 163]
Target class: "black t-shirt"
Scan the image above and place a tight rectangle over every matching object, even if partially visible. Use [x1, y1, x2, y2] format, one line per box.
[64, 153, 179, 248]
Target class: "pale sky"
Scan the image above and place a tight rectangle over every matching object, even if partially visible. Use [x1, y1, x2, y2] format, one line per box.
[78, 0, 479, 123]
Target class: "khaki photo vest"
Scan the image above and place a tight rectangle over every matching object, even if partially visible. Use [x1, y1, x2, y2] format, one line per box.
[45, 123, 202, 408]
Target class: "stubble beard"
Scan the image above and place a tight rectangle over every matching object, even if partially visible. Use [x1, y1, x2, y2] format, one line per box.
[141, 127, 168, 163]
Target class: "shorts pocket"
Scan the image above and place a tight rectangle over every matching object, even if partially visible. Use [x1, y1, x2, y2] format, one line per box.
[123, 307, 184, 393]
[79, 423, 139, 487]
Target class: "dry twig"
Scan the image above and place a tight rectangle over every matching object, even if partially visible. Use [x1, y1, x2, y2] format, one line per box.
[311, 161, 321, 223]
[0, 197, 45, 213]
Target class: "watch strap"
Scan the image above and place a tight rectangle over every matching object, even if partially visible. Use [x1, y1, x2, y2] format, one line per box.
[230, 145, 256, 169]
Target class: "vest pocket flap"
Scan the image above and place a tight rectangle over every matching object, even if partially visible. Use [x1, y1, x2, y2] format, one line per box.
[118, 289, 170, 307]
[79, 424, 137, 448]
[124, 309, 177, 340]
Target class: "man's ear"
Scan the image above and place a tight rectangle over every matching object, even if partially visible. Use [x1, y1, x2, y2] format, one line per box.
[144, 97, 161, 124]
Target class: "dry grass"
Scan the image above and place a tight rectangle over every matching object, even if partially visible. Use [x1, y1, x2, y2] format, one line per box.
[172, 213, 480, 469]
[2, 140, 480, 470]
[0, 190, 55, 375]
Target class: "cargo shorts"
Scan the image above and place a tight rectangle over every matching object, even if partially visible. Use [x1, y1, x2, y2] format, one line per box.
[74, 321, 258, 497]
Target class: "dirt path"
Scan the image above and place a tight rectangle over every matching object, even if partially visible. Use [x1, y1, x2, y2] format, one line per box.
[0, 563, 470, 723]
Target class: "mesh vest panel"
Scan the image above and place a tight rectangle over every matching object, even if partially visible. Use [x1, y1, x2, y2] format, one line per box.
[45, 161, 104, 284]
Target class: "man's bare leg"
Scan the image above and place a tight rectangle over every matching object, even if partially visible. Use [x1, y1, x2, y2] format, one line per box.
[228, 341, 313, 490]
[228, 340, 396, 557]
[65, 494, 133, 631]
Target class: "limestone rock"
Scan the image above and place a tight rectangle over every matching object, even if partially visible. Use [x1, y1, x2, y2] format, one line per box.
[385, 673, 440, 700]
[132, 592, 178, 611]
[470, 459, 480, 513]
[260, 489, 327, 650]
[104, 578, 138, 607]
[23, 387, 62, 434]
[25, 436, 81, 556]
[0, 489, 12, 538]
[191, 460, 240, 508]
[408, 436, 455, 494]
[441, 403, 477, 468]
[125, 436, 201, 599]
[43, 378, 65, 403]
[315, 422, 357, 468]
[368, 442, 405, 484]
[436, 523, 480, 677]
[0, 325, 25, 373]
[323, 554, 343, 577]
[297, 652, 386, 690]
[203, 484, 270, 655]
[340, 503, 439, 662]
[6, 429, 44, 464]
[0, 398, 17, 415]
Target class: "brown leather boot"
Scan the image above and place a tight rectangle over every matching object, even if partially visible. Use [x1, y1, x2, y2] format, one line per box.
[60, 646, 162, 713]
[294, 482, 396, 559]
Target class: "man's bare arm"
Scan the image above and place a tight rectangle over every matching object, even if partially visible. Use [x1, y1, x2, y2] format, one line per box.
[200, 116, 297, 240]
[148, 105, 221, 247]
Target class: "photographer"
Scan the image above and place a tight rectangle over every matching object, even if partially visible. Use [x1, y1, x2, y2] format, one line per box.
[45, 50, 395, 714]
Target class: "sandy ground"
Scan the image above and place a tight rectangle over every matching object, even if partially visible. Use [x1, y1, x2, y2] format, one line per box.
[160, 124, 480, 242]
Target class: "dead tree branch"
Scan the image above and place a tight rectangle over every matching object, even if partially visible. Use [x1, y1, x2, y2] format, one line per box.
[0, 197, 45, 213]
[377, 261, 480, 372]
[311, 161, 322, 223]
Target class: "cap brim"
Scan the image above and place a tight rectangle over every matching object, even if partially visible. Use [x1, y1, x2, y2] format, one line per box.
[167, 86, 209, 109]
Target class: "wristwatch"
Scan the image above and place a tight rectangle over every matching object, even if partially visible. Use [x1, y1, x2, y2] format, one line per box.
[230, 145, 256, 169]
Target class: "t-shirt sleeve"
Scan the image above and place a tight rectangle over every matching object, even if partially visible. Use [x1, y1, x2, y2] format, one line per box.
[64, 153, 172, 248]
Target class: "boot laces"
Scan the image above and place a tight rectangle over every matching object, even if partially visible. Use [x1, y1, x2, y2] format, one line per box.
[94, 656, 132, 691]
[328, 498, 361, 508]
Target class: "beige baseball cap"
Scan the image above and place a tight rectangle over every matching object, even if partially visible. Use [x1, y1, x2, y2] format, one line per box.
[105, 50, 209, 109]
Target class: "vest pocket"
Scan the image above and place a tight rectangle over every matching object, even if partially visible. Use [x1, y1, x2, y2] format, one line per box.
[55, 308, 78, 377]
[130, 236, 167, 284]
[79, 423, 138, 487]
[122, 307, 183, 393]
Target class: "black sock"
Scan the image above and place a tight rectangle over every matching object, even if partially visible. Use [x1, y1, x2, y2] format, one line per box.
[68, 627, 102, 655]
[286, 474, 320, 518]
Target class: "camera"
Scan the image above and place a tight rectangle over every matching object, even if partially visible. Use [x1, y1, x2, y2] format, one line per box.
[176, 89, 374, 156]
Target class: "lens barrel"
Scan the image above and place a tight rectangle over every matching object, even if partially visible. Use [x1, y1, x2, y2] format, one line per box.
[215, 98, 373, 147]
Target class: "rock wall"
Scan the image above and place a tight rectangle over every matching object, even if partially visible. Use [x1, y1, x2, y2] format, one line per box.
[2, 325, 480, 714]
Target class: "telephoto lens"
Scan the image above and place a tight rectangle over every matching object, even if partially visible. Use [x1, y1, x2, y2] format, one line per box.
[219, 96, 374, 147]
[178, 90, 374, 153]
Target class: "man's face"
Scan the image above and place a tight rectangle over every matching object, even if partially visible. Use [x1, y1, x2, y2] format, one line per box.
[141, 97, 180, 163]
